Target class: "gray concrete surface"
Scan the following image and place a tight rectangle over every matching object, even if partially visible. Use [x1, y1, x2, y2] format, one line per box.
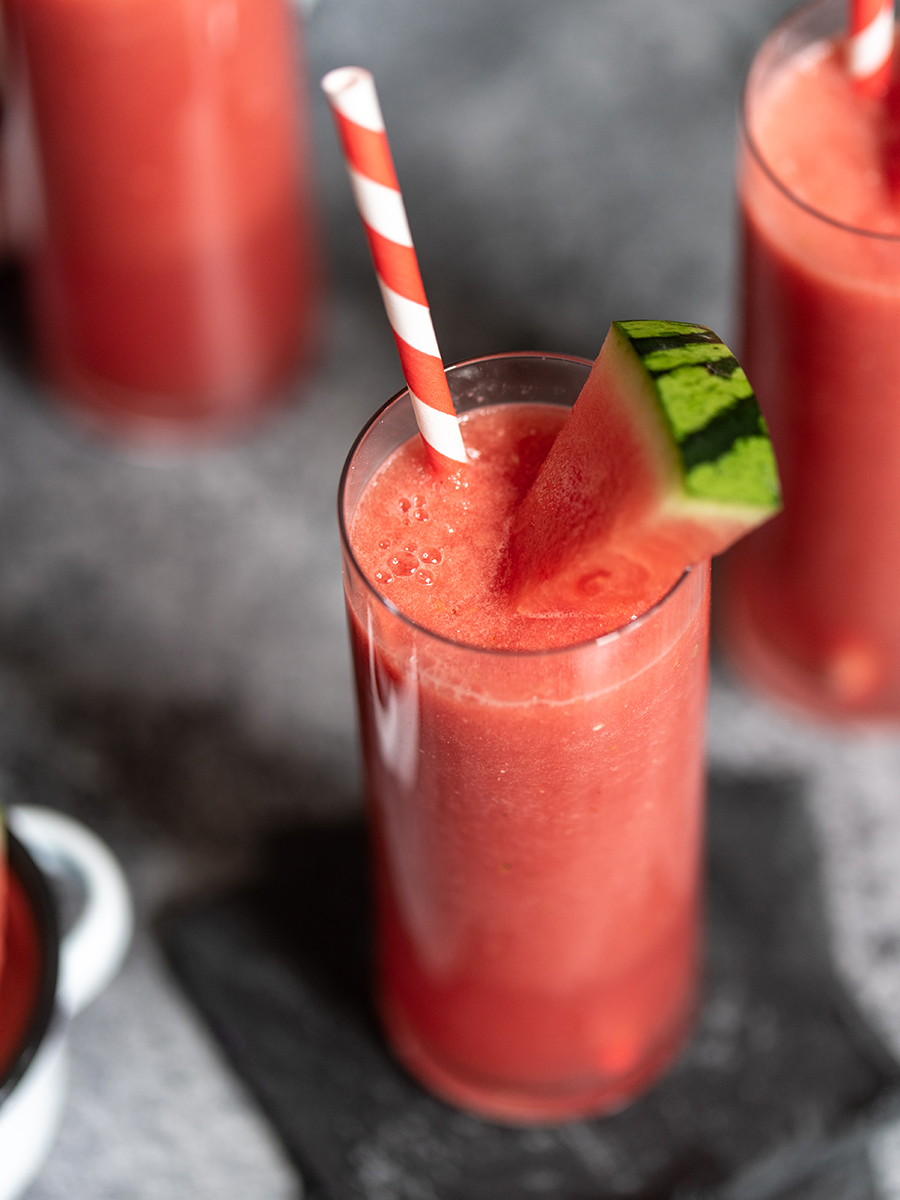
[1, 0, 898, 1195]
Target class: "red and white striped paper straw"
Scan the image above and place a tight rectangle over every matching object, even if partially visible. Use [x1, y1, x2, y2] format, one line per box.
[321, 67, 467, 469]
[848, 0, 894, 95]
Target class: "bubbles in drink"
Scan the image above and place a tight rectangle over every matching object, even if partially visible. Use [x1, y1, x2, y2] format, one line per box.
[351, 402, 601, 649]
[389, 551, 419, 576]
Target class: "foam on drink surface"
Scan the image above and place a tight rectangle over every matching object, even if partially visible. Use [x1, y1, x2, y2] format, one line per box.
[350, 403, 654, 652]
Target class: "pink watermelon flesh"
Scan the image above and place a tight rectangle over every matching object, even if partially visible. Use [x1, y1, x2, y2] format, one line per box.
[504, 345, 751, 623]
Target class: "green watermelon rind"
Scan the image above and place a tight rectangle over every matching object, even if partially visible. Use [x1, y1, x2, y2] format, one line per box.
[610, 320, 781, 526]
[506, 318, 782, 615]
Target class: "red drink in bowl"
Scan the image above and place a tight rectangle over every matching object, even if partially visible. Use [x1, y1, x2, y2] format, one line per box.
[1, 0, 317, 443]
[340, 354, 711, 1123]
[721, 0, 900, 717]
[0, 868, 42, 1081]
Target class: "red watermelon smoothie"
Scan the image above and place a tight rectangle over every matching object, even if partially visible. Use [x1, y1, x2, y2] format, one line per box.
[721, 0, 900, 718]
[340, 354, 710, 1123]
[1, 0, 317, 443]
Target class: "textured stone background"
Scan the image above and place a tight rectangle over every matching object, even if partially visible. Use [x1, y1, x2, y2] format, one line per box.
[3, 0, 900, 1195]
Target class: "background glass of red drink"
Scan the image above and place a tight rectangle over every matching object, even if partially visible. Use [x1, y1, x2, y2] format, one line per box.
[339, 354, 711, 1124]
[0, 808, 132, 1199]
[0, 0, 318, 444]
[721, 0, 900, 719]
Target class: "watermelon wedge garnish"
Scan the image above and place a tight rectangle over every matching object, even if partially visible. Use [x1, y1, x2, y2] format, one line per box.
[506, 320, 781, 623]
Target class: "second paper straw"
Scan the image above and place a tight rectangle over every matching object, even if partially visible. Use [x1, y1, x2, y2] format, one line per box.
[321, 67, 467, 468]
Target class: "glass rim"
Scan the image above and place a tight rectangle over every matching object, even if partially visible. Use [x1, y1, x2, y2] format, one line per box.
[337, 349, 697, 661]
[741, 0, 900, 244]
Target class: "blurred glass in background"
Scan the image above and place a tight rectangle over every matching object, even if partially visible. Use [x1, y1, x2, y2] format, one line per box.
[0, 0, 318, 445]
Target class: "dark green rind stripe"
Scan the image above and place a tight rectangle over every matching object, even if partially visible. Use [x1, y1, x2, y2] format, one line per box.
[655, 363, 755, 440]
[616, 319, 714, 343]
[698, 355, 741, 379]
[678, 394, 767, 471]
[616, 318, 722, 361]
[626, 331, 720, 356]
[647, 351, 739, 377]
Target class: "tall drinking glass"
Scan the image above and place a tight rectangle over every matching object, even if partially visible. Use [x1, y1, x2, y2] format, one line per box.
[721, 0, 900, 718]
[339, 353, 710, 1124]
[1, 0, 318, 444]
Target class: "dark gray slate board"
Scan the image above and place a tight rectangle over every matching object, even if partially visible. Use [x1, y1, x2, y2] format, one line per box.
[160, 775, 900, 1200]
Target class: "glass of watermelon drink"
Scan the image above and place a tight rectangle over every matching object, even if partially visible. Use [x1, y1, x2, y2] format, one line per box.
[339, 353, 711, 1124]
[0, 0, 318, 445]
[721, 0, 900, 718]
